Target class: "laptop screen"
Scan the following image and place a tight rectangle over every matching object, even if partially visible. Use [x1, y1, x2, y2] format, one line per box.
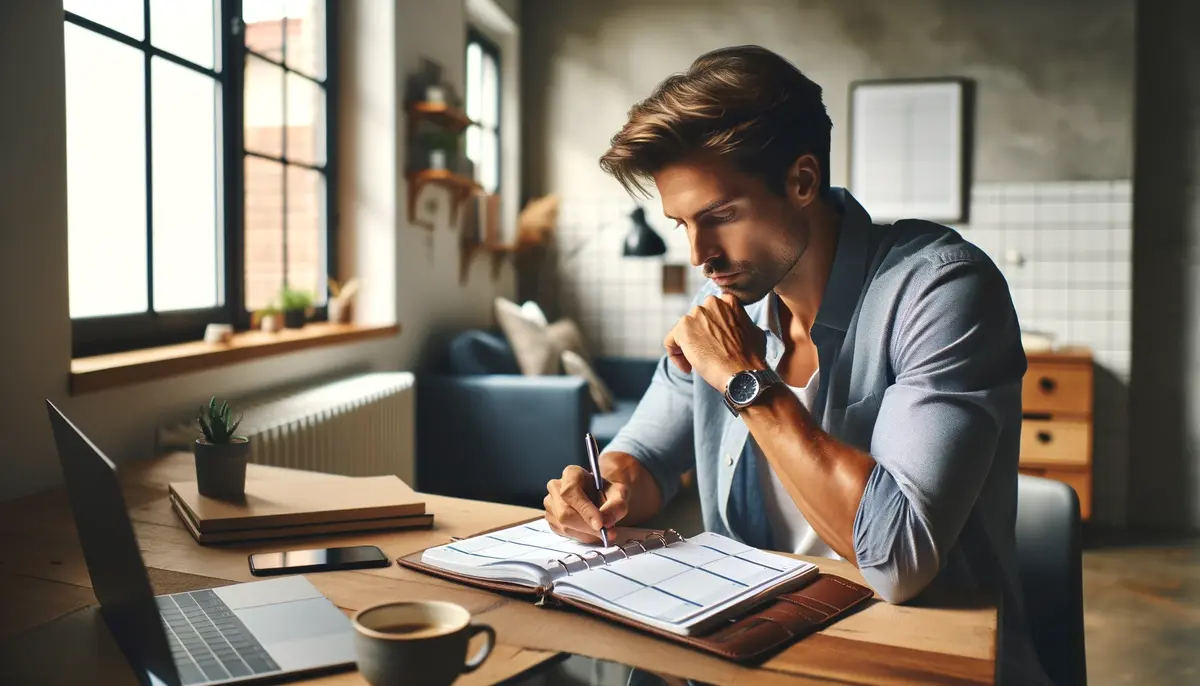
[47, 401, 180, 686]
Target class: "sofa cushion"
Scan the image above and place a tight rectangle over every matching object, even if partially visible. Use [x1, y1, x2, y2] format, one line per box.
[447, 330, 520, 375]
[590, 399, 639, 450]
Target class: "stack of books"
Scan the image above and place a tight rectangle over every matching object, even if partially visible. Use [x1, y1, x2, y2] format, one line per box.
[169, 469, 433, 544]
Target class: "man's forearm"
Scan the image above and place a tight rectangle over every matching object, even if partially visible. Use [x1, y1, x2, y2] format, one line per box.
[742, 387, 876, 562]
[599, 451, 663, 525]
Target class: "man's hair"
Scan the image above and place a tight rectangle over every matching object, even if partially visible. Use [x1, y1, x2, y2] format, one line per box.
[599, 45, 832, 197]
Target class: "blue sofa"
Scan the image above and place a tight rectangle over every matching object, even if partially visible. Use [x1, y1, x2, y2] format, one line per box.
[416, 330, 659, 507]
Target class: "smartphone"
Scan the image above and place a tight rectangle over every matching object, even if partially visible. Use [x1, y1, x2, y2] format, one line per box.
[248, 544, 390, 576]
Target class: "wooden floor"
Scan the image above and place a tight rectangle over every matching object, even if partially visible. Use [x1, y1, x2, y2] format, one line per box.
[1082, 528, 1200, 686]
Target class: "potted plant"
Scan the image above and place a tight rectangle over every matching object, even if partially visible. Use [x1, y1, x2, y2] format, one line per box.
[252, 304, 283, 333]
[279, 287, 314, 328]
[421, 130, 460, 171]
[327, 277, 359, 324]
[194, 396, 249, 499]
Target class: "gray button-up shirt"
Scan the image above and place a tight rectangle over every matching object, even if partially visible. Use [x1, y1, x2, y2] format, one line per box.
[605, 188, 1050, 685]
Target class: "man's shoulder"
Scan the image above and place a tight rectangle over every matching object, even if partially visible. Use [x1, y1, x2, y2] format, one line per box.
[868, 219, 1003, 295]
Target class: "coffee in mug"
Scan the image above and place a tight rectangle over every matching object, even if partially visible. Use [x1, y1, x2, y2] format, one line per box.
[352, 600, 495, 686]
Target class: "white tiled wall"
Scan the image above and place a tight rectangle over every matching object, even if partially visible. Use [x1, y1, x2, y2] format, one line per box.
[555, 180, 1132, 525]
[960, 180, 1133, 383]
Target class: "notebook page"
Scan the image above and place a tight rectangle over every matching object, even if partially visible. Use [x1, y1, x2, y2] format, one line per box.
[419, 519, 615, 586]
[552, 531, 818, 636]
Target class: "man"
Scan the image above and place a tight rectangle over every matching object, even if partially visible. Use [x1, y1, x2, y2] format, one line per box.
[542, 46, 1050, 684]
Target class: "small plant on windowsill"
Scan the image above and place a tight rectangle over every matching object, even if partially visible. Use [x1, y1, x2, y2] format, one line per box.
[251, 304, 283, 333]
[278, 286, 315, 329]
[194, 396, 249, 500]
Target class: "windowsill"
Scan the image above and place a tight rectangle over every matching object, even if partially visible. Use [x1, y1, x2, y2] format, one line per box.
[69, 323, 401, 395]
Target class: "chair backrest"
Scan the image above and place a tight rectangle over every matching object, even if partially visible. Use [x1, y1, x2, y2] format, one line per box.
[446, 329, 519, 375]
[1014, 474, 1087, 686]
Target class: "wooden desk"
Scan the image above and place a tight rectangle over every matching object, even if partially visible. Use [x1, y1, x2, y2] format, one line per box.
[0, 454, 998, 685]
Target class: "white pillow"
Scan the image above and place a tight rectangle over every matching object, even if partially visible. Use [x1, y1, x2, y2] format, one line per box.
[494, 297, 559, 376]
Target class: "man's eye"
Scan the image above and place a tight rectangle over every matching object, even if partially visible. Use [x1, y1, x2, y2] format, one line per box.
[710, 212, 735, 223]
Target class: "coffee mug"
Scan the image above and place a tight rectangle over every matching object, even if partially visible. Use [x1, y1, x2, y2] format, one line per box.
[352, 600, 495, 686]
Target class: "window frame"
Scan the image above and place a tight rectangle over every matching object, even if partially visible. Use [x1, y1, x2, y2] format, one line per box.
[466, 26, 501, 195]
[66, 0, 338, 358]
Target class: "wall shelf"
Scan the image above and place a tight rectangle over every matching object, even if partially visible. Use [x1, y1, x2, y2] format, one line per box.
[407, 101, 475, 134]
[458, 240, 515, 284]
[406, 169, 481, 228]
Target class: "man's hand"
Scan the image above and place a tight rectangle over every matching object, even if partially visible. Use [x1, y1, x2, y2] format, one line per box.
[664, 293, 767, 392]
[544, 465, 630, 544]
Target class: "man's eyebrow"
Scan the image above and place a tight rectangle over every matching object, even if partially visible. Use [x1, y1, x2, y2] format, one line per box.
[664, 198, 734, 223]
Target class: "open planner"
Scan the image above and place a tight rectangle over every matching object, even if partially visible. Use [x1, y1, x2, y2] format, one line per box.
[398, 519, 875, 662]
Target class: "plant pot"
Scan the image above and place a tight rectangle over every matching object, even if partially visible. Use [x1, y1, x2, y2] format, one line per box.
[328, 299, 353, 324]
[283, 309, 307, 329]
[260, 313, 282, 333]
[194, 438, 250, 499]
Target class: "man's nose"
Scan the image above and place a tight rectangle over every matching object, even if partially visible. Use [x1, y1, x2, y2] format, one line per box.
[689, 228, 720, 268]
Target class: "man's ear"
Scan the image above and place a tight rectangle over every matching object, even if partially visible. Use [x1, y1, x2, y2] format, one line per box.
[786, 154, 822, 210]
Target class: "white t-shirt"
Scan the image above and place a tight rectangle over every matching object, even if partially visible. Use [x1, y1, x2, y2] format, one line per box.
[753, 369, 842, 559]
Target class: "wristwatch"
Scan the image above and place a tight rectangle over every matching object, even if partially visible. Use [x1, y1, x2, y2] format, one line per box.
[723, 368, 784, 416]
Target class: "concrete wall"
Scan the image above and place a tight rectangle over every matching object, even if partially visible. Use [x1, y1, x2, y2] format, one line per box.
[1128, 0, 1200, 530]
[0, 0, 516, 501]
[521, 0, 1133, 200]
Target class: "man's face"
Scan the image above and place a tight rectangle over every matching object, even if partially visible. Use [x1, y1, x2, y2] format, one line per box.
[655, 153, 811, 304]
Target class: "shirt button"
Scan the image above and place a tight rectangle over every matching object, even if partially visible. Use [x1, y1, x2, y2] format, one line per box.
[725, 455, 734, 467]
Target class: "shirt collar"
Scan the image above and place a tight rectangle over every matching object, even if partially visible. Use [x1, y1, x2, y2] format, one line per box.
[752, 187, 873, 337]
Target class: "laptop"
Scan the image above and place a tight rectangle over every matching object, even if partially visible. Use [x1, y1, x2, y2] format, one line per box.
[46, 400, 357, 686]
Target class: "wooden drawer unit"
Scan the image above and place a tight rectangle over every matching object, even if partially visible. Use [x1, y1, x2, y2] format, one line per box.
[1019, 349, 1094, 520]
[1019, 418, 1091, 466]
[1023, 363, 1093, 416]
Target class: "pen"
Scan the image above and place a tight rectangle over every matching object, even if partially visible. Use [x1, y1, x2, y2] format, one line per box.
[584, 432, 610, 547]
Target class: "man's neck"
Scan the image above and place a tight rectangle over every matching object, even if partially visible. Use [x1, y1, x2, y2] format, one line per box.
[774, 196, 842, 344]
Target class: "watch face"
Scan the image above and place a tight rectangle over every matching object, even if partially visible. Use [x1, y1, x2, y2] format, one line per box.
[728, 372, 760, 405]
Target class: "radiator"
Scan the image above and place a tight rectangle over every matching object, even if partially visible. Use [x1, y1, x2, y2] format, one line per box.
[158, 372, 416, 484]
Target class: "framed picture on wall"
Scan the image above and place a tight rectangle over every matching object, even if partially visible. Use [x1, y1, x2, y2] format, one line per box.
[848, 78, 974, 224]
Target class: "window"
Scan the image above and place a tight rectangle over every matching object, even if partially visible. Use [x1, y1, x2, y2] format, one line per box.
[465, 28, 500, 194]
[64, 0, 336, 357]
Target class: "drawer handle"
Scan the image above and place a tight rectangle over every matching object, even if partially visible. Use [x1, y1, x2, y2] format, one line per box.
[1038, 377, 1057, 393]
[1036, 431, 1053, 444]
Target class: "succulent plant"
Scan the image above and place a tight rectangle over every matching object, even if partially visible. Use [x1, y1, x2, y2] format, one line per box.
[197, 396, 244, 445]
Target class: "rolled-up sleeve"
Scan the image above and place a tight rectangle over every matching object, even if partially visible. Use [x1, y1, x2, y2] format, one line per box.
[602, 286, 713, 505]
[852, 255, 1025, 603]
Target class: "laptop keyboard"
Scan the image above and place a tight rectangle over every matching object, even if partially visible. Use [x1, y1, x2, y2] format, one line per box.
[157, 589, 280, 684]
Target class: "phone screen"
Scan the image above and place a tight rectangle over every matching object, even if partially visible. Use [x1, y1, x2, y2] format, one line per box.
[249, 545, 389, 576]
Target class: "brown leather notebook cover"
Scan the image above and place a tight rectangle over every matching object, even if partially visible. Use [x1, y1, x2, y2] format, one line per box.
[396, 535, 873, 663]
[169, 470, 425, 533]
[170, 493, 434, 544]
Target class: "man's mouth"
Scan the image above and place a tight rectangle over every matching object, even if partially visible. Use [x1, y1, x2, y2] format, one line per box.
[709, 272, 742, 286]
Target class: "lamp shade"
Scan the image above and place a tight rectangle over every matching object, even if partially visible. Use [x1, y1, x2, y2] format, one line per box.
[622, 206, 667, 257]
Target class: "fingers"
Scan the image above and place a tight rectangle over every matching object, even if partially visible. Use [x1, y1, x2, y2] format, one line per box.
[598, 481, 630, 528]
[544, 465, 604, 537]
[663, 325, 692, 373]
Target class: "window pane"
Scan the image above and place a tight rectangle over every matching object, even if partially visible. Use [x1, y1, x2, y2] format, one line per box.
[480, 129, 499, 194]
[481, 52, 499, 129]
[465, 124, 481, 170]
[286, 0, 325, 79]
[245, 56, 284, 158]
[285, 166, 326, 303]
[64, 24, 147, 319]
[152, 58, 221, 312]
[243, 0, 284, 61]
[466, 42, 482, 121]
[244, 157, 284, 310]
[286, 73, 325, 165]
[65, 0, 144, 40]
[150, 0, 218, 70]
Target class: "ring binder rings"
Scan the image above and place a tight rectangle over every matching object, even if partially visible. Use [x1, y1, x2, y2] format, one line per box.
[398, 518, 873, 662]
[553, 529, 685, 577]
